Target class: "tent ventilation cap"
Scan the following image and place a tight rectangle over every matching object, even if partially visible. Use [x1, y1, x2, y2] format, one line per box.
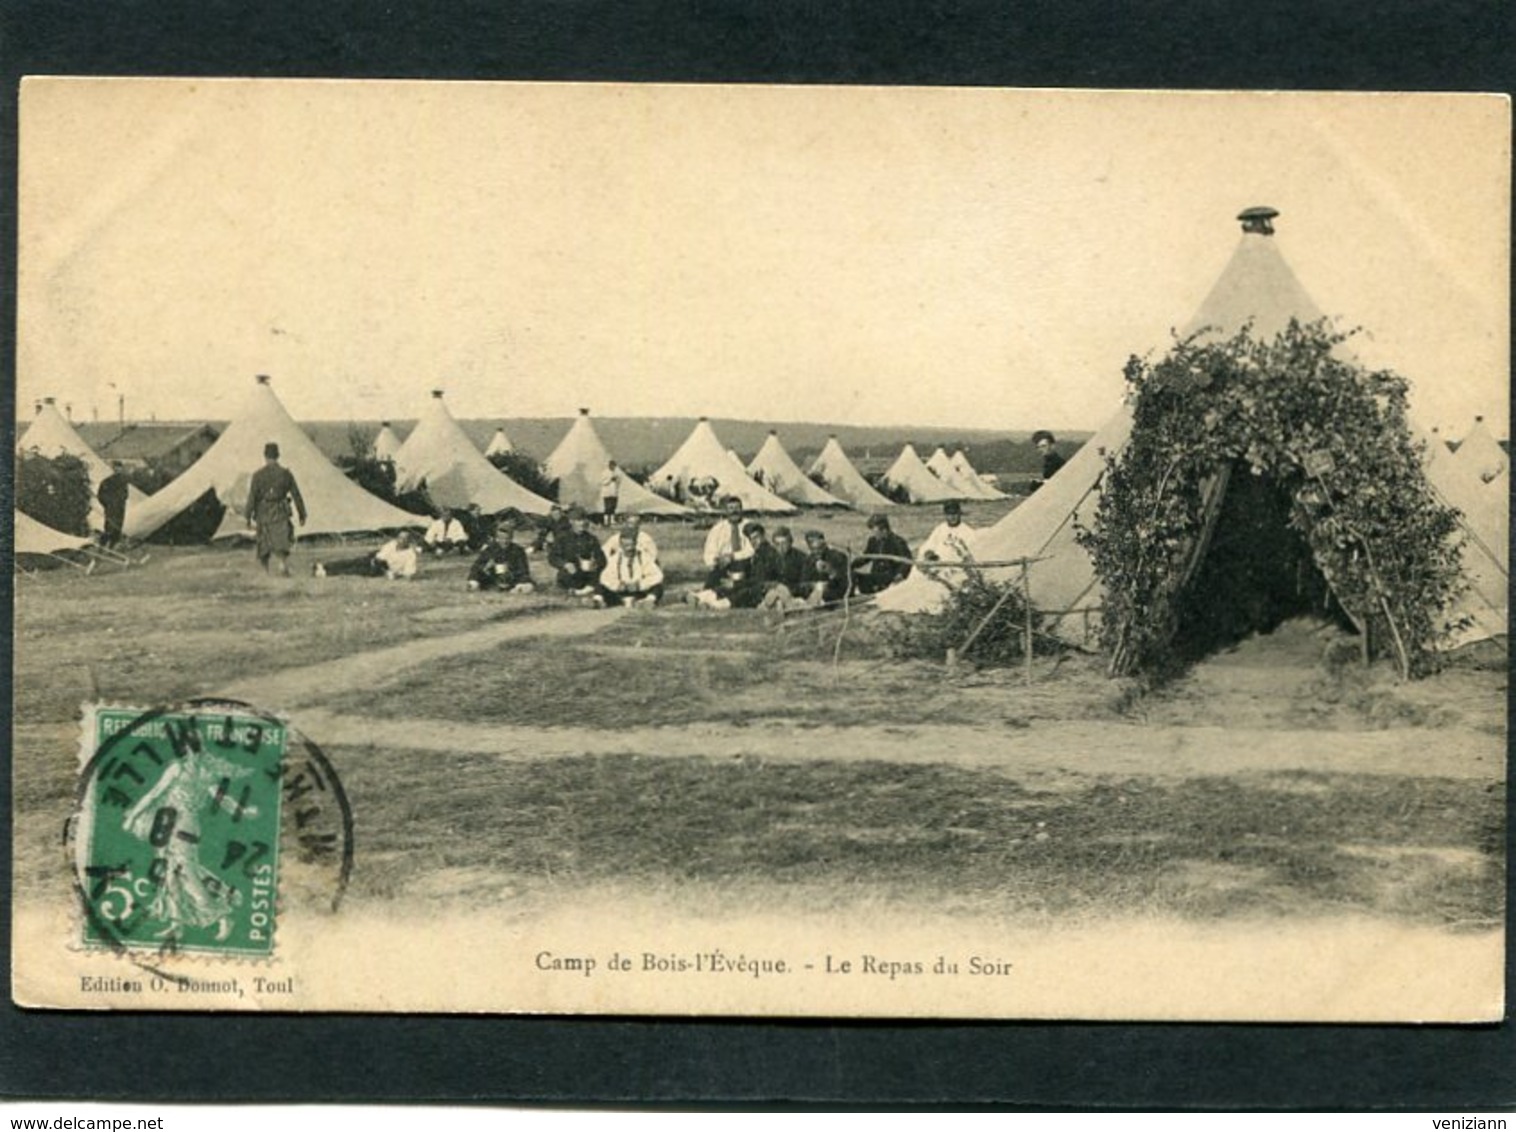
[1237, 206, 1279, 235]
[255, 374, 271, 385]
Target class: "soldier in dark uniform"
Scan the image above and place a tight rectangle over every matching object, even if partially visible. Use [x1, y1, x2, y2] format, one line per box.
[96, 461, 131, 549]
[853, 514, 913, 594]
[532, 503, 572, 556]
[800, 529, 852, 607]
[549, 507, 606, 595]
[1031, 430, 1066, 489]
[467, 523, 534, 592]
[770, 526, 808, 594]
[245, 442, 307, 576]
[729, 521, 782, 609]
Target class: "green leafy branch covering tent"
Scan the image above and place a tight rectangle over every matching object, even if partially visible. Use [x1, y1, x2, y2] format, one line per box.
[1078, 319, 1465, 679]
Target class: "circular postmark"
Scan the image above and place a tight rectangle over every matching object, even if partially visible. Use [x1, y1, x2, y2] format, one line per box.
[67, 698, 352, 968]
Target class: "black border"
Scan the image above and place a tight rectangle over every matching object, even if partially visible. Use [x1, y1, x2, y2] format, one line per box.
[2, 0, 1512, 1108]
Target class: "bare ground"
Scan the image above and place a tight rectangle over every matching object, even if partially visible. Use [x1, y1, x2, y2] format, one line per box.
[11, 541, 1507, 935]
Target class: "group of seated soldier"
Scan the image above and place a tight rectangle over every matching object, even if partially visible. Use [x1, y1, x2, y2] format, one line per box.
[314, 495, 932, 609]
[489, 505, 664, 608]
[688, 496, 915, 611]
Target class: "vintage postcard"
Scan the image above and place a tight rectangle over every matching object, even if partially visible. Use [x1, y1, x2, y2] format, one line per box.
[12, 80, 1507, 1019]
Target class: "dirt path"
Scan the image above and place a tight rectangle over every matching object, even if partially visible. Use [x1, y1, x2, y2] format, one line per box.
[215, 605, 628, 708]
[287, 707, 1500, 780]
[214, 609, 1503, 782]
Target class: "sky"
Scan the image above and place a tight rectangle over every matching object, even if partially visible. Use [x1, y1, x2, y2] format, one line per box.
[17, 81, 1511, 437]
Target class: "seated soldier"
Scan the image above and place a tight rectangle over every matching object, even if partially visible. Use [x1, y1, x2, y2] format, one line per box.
[314, 531, 421, 580]
[549, 507, 606, 596]
[798, 529, 852, 607]
[690, 496, 755, 609]
[531, 503, 571, 556]
[729, 521, 782, 609]
[853, 514, 913, 595]
[595, 528, 665, 607]
[602, 512, 658, 562]
[466, 523, 534, 593]
[459, 503, 493, 551]
[918, 499, 976, 594]
[423, 507, 469, 554]
[757, 525, 810, 611]
[920, 499, 975, 564]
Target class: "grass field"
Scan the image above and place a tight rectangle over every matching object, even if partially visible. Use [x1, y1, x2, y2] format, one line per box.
[12, 497, 1506, 941]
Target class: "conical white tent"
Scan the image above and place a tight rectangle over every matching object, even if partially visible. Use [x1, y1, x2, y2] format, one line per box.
[484, 427, 513, 457]
[950, 450, 1007, 500]
[394, 391, 553, 515]
[924, 447, 980, 500]
[18, 398, 147, 527]
[1451, 417, 1508, 488]
[372, 422, 403, 462]
[881, 444, 962, 504]
[15, 510, 93, 556]
[124, 376, 423, 541]
[807, 436, 894, 510]
[880, 206, 1506, 650]
[650, 419, 796, 513]
[1420, 423, 1508, 645]
[544, 409, 688, 515]
[877, 407, 1131, 625]
[747, 431, 847, 507]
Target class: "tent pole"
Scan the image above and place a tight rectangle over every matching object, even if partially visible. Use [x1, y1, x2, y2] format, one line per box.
[1021, 560, 1033, 686]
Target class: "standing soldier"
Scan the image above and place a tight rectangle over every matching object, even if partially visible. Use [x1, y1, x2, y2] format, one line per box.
[600, 461, 624, 527]
[96, 461, 131, 549]
[246, 442, 307, 576]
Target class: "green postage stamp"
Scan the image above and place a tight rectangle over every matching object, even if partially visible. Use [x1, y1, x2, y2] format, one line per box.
[74, 705, 290, 958]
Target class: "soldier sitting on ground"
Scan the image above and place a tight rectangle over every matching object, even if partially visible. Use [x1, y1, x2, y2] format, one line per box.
[467, 522, 534, 593]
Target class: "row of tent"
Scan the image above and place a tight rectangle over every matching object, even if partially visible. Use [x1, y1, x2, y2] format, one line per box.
[14, 379, 1016, 553]
[14, 209, 1508, 657]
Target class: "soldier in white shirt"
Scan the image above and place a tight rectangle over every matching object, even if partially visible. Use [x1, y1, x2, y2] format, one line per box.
[594, 529, 665, 607]
[423, 508, 469, 554]
[918, 500, 976, 586]
[690, 496, 754, 609]
[602, 513, 658, 561]
[313, 531, 421, 580]
[600, 461, 624, 527]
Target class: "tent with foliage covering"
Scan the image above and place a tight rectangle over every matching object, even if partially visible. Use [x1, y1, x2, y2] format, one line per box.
[747, 431, 847, 507]
[807, 436, 894, 510]
[124, 376, 423, 541]
[880, 207, 1504, 676]
[545, 409, 688, 515]
[394, 391, 554, 516]
[881, 443, 962, 504]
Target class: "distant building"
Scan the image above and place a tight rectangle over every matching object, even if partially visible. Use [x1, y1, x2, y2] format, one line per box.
[75, 422, 222, 476]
